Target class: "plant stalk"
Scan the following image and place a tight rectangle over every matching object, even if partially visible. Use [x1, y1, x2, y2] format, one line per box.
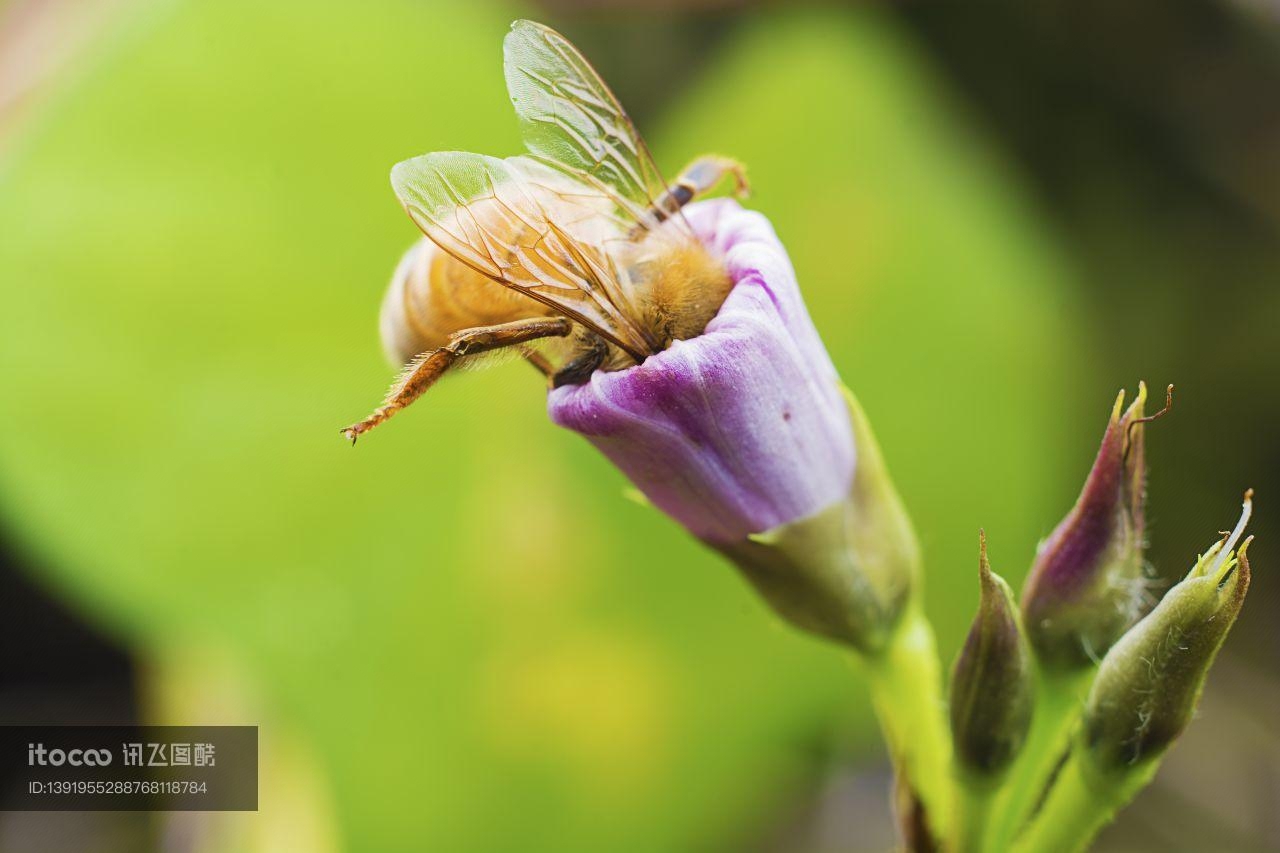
[949, 774, 1001, 853]
[861, 604, 952, 846]
[1010, 751, 1153, 853]
[985, 668, 1090, 851]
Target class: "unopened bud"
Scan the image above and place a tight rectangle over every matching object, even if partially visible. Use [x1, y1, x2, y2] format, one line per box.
[1021, 382, 1172, 671]
[950, 532, 1034, 777]
[1081, 492, 1253, 775]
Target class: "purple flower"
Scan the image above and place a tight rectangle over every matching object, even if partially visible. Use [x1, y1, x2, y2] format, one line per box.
[548, 199, 855, 545]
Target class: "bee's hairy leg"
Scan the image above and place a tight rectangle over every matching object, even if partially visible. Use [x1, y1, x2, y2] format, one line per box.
[674, 155, 749, 202]
[636, 156, 750, 237]
[341, 317, 572, 443]
[551, 332, 609, 388]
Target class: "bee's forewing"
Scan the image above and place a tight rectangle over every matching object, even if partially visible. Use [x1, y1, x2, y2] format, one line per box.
[503, 20, 689, 239]
[391, 151, 656, 359]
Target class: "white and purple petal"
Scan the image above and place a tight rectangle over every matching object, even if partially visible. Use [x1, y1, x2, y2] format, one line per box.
[549, 200, 855, 544]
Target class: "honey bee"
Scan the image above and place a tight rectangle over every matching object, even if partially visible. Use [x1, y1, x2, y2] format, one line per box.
[342, 19, 748, 443]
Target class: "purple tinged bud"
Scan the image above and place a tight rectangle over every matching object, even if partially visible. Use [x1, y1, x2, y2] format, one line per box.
[1081, 493, 1253, 775]
[549, 199, 854, 544]
[1021, 383, 1172, 671]
[950, 532, 1035, 778]
[550, 200, 918, 650]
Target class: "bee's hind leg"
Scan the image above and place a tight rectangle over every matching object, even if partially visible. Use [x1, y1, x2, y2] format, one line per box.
[341, 316, 572, 443]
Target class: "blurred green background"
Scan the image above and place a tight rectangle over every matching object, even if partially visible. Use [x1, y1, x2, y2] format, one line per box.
[0, 0, 1274, 850]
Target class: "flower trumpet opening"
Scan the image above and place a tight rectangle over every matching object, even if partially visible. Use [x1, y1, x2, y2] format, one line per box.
[549, 199, 855, 545]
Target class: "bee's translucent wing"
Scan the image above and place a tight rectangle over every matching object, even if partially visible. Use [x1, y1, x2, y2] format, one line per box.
[391, 151, 657, 360]
[503, 19, 684, 236]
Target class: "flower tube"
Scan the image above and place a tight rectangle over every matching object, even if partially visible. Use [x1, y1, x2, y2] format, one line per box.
[550, 198, 916, 652]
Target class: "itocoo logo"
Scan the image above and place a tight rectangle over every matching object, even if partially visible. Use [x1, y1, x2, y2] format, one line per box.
[27, 743, 112, 767]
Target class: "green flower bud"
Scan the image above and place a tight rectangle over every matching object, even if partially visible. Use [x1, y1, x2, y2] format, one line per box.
[713, 387, 919, 653]
[1021, 382, 1173, 672]
[1081, 492, 1253, 776]
[950, 532, 1035, 778]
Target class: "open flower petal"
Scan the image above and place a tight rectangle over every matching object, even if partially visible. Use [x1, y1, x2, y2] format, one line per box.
[548, 199, 855, 544]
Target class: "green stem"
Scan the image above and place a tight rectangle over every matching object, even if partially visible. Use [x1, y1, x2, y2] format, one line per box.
[986, 668, 1090, 852]
[1011, 753, 1152, 853]
[950, 774, 999, 853]
[862, 605, 952, 844]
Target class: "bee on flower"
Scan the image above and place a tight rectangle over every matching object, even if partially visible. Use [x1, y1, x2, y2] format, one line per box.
[343, 19, 919, 654]
[343, 19, 749, 442]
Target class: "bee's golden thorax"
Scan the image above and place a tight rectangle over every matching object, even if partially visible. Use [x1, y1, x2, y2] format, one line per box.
[637, 240, 734, 349]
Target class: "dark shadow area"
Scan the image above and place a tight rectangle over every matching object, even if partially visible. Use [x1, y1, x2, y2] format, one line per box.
[0, 538, 150, 851]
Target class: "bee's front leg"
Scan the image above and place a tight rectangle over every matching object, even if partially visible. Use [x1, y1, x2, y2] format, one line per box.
[551, 332, 610, 388]
[635, 156, 750, 237]
[522, 349, 557, 382]
[673, 155, 750, 204]
[342, 316, 572, 443]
